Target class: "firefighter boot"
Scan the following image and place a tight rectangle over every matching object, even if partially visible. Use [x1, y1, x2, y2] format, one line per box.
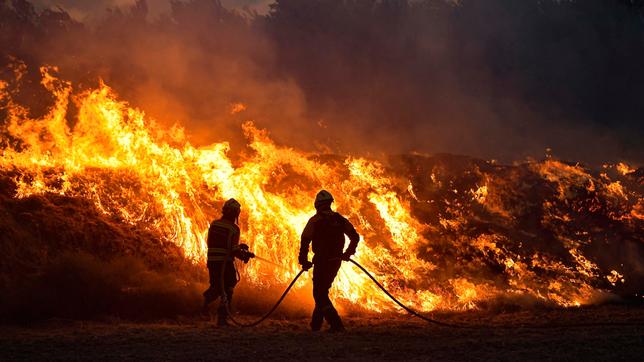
[217, 288, 233, 327]
[217, 303, 230, 327]
[310, 307, 324, 331]
[322, 305, 345, 332]
[216, 306, 229, 326]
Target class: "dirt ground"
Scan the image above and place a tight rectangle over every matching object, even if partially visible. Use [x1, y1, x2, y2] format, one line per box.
[1, 305, 642, 361]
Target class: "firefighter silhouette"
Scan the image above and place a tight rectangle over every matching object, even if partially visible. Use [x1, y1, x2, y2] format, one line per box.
[299, 190, 360, 332]
[202, 198, 254, 326]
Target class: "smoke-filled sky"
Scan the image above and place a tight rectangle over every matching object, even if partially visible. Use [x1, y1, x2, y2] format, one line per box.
[31, 0, 271, 18]
[2, 0, 644, 165]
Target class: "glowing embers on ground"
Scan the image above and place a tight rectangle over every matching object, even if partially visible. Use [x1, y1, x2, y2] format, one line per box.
[1, 67, 641, 313]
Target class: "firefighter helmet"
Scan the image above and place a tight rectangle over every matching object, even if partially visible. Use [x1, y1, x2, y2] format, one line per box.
[314, 190, 334, 208]
[222, 198, 241, 212]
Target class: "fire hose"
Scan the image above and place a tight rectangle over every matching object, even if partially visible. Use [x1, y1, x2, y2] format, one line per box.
[220, 256, 643, 329]
[222, 268, 306, 327]
[346, 259, 470, 328]
[340, 261, 643, 329]
[219, 252, 306, 328]
[218, 254, 466, 328]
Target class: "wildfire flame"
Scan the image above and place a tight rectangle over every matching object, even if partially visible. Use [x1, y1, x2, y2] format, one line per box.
[1, 66, 641, 313]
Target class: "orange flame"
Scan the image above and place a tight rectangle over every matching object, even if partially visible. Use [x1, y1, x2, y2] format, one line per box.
[1, 67, 640, 312]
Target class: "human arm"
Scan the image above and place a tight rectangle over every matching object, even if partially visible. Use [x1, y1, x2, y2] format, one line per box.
[299, 219, 314, 270]
[230, 228, 254, 263]
[341, 217, 360, 260]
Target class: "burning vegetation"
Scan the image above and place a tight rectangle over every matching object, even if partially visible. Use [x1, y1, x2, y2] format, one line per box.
[0, 66, 642, 320]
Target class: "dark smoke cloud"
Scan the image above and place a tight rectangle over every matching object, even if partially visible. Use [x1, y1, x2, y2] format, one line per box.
[265, 0, 644, 164]
[1, 0, 643, 164]
[30, 0, 270, 20]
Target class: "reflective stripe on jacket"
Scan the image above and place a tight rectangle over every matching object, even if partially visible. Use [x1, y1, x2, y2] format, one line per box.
[207, 219, 240, 262]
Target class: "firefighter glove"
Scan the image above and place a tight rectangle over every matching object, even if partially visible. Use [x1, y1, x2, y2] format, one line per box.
[301, 260, 313, 271]
[240, 250, 254, 263]
[298, 252, 308, 266]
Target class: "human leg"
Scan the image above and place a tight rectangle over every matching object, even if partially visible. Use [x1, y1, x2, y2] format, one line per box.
[312, 260, 344, 331]
[203, 263, 222, 311]
[216, 262, 238, 326]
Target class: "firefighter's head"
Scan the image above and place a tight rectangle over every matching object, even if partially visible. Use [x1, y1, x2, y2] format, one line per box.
[222, 198, 241, 220]
[314, 190, 334, 210]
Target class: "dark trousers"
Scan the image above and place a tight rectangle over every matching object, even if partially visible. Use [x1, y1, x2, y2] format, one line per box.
[203, 261, 237, 318]
[311, 259, 343, 329]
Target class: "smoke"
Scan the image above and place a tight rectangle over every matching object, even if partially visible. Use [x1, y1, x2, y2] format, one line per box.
[1, 0, 643, 165]
[265, 0, 644, 163]
[29, 0, 271, 21]
[1, 0, 307, 156]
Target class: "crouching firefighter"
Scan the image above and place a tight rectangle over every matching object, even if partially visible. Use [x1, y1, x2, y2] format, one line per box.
[202, 198, 254, 326]
[299, 190, 360, 332]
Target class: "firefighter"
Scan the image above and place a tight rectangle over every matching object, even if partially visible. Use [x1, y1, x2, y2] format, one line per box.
[202, 198, 254, 326]
[299, 190, 360, 332]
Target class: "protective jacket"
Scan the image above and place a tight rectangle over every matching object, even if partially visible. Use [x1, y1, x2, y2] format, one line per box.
[207, 218, 243, 264]
[299, 210, 360, 263]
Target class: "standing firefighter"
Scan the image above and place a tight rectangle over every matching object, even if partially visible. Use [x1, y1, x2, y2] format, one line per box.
[299, 190, 360, 332]
[203, 198, 254, 326]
